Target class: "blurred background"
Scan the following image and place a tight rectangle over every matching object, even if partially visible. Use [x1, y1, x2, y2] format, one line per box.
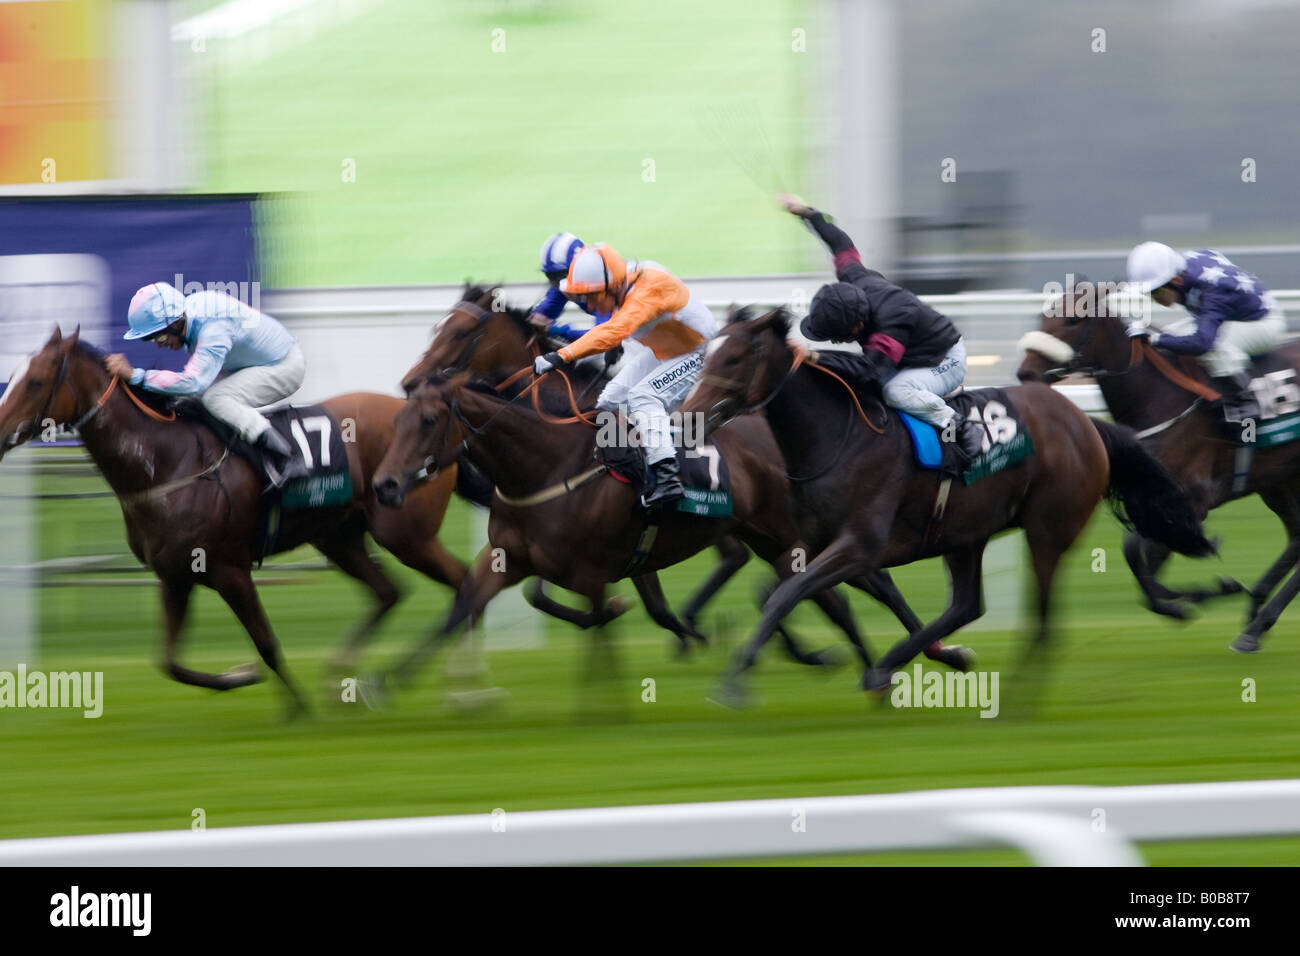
[1, 0, 1299, 864]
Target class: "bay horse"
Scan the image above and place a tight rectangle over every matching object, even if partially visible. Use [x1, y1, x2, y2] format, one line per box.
[371, 373, 930, 689]
[402, 286, 969, 670]
[681, 308, 1215, 700]
[0, 326, 467, 715]
[1017, 287, 1300, 651]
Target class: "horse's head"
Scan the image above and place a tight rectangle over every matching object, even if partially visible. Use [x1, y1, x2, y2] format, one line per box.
[401, 284, 536, 395]
[683, 305, 793, 435]
[1016, 278, 1135, 383]
[0, 325, 83, 463]
[375, 373, 471, 508]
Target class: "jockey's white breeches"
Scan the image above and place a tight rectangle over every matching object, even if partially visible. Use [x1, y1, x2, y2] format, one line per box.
[200, 345, 306, 442]
[597, 340, 708, 465]
[1159, 311, 1287, 377]
[881, 338, 969, 429]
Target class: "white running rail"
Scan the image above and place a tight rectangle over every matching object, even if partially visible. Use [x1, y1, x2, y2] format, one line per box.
[2, 779, 1297, 867]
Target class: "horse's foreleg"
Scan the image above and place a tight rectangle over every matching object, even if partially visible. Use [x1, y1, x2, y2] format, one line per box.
[716, 535, 872, 707]
[209, 566, 307, 718]
[1243, 539, 1300, 626]
[678, 537, 751, 632]
[1233, 548, 1300, 653]
[157, 576, 248, 692]
[866, 543, 987, 690]
[314, 526, 403, 674]
[390, 545, 524, 688]
[848, 570, 974, 672]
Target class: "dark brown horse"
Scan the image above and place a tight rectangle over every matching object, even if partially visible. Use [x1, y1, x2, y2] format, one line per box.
[400, 286, 969, 669]
[0, 327, 468, 715]
[681, 308, 1215, 701]
[370, 372, 929, 688]
[1017, 288, 1300, 651]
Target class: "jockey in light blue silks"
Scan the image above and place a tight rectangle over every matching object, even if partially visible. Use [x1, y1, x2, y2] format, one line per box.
[104, 282, 308, 484]
[1126, 242, 1287, 422]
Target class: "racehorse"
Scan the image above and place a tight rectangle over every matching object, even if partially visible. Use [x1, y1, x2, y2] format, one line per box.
[400, 287, 971, 673]
[0, 326, 468, 715]
[371, 372, 934, 689]
[681, 307, 1215, 700]
[1017, 286, 1300, 651]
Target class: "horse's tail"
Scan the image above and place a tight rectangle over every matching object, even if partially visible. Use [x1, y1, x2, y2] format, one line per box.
[453, 459, 494, 508]
[1091, 418, 1215, 557]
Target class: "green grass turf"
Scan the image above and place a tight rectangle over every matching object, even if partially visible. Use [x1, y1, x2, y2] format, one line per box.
[2, 448, 1299, 865]
[192, 0, 819, 286]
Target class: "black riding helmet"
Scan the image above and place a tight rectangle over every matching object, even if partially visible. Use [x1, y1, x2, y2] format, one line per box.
[801, 282, 871, 342]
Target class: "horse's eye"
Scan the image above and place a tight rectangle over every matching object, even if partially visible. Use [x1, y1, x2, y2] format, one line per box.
[723, 354, 739, 366]
[422, 415, 437, 428]
[26, 379, 42, 391]
[454, 328, 470, 340]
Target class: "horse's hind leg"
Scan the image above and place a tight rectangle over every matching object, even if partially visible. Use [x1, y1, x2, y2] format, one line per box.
[526, 579, 633, 629]
[210, 565, 309, 718]
[313, 520, 403, 674]
[158, 576, 265, 692]
[1233, 488, 1300, 652]
[1123, 534, 1240, 619]
[631, 572, 706, 656]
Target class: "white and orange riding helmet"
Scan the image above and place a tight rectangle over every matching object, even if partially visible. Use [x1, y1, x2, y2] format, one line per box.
[559, 244, 628, 306]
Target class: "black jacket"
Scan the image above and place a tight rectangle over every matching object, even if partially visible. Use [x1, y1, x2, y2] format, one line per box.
[805, 210, 961, 373]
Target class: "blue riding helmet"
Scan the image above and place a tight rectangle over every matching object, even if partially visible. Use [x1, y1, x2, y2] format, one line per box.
[124, 282, 187, 340]
[539, 233, 585, 277]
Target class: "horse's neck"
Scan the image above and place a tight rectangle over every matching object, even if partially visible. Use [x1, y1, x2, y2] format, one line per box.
[76, 377, 184, 496]
[457, 389, 589, 496]
[763, 363, 855, 475]
[1094, 340, 1206, 433]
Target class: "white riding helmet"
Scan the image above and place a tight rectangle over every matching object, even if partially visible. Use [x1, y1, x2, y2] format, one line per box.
[1127, 241, 1187, 293]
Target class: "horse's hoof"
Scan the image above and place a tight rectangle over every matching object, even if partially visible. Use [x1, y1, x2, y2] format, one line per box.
[605, 595, 635, 622]
[805, 646, 848, 671]
[224, 663, 263, 688]
[1230, 633, 1260, 654]
[1150, 600, 1195, 622]
[929, 644, 977, 672]
[356, 672, 393, 710]
[706, 681, 750, 711]
[1217, 576, 1246, 597]
[861, 667, 892, 694]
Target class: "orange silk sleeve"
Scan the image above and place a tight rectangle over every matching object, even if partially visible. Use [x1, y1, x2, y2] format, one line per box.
[558, 271, 690, 362]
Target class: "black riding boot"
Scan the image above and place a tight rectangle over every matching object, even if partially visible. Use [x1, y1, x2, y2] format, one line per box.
[957, 418, 986, 462]
[1210, 372, 1260, 423]
[256, 427, 305, 487]
[641, 455, 685, 509]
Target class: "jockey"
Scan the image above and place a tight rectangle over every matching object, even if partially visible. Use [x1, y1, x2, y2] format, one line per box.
[528, 232, 612, 341]
[782, 194, 984, 466]
[1126, 242, 1286, 422]
[105, 282, 308, 485]
[532, 243, 716, 507]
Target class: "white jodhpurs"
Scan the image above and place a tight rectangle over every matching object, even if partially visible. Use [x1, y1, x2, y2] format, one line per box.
[200, 345, 307, 442]
[596, 344, 707, 465]
[1159, 311, 1287, 377]
[880, 338, 968, 428]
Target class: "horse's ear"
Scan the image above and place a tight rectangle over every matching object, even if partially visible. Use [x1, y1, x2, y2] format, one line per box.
[47, 324, 62, 347]
[726, 303, 740, 322]
[64, 325, 81, 349]
[770, 308, 790, 337]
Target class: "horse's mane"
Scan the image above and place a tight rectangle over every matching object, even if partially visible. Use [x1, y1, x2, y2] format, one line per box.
[71, 340, 190, 415]
[461, 281, 535, 336]
[726, 304, 792, 333]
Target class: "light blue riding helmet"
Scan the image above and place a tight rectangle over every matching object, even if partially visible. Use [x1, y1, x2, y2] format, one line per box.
[539, 233, 585, 278]
[124, 282, 187, 340]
